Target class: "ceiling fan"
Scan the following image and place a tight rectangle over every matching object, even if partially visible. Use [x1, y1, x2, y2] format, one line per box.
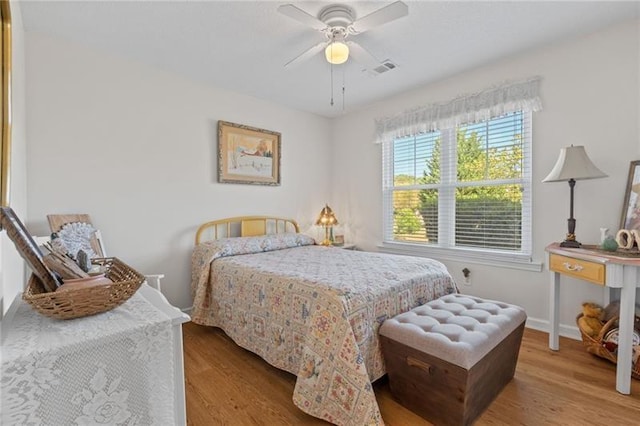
[278, 1, 408, 68]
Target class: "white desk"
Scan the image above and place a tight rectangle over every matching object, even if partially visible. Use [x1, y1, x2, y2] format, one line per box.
[546, 243, 640, 394]
[1, 284, 190, 425]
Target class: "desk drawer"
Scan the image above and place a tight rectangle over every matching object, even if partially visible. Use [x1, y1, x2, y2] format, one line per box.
[549, 254, 605, 285]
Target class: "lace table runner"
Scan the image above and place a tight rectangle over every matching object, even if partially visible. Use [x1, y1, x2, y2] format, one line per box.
[1, 291, 175, 425]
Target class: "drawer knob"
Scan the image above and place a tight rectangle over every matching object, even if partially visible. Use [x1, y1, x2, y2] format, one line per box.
[563, 262, 583, 272]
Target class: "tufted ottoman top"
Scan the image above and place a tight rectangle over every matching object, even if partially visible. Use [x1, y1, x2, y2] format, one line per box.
[380, 294, 527, 369]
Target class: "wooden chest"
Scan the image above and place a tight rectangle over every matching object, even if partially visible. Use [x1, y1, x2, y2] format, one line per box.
[381, 322, 524, 426]
[379, 294, 526, 426]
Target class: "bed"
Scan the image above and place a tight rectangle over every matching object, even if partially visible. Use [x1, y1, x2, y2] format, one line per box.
[190, 216, 458, 425]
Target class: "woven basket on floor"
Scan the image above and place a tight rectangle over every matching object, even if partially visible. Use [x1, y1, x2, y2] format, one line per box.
[576, 313, 640, 379]
[23, 257, 145, 320]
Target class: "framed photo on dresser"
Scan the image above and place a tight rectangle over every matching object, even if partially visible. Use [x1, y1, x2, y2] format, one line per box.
[621, 160, 640, 231]
[0, 207, 61, 292]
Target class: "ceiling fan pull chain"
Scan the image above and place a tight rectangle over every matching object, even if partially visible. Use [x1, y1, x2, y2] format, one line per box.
[342, 66, 346, 111]
[330, 60, 334, 106]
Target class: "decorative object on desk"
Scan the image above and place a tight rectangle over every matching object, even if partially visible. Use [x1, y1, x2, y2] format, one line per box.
[601, 320, 640, 371]
[218, 121, 281, 186]
[602, 327, 640, 353]
[601, 235, 619, 252]
[600, 227, 609, 244]
[76, 249, 91, 272]
[333, 234, 345, 246]
[56, 221, 98, 259]
[56, 274, 113, 292]
[48, 213, 164, 292]
[577, 308, 640, 380]
[315, 204, 338, 246]
[50, 233, 67, 253]
[0, 207, 61, 292]
[577, 302, 604, 338]
[22, 257, 145, 320]
[47, 213, 105, 258]
[42, 251, 89, 280]
[41, 238, 100, 279]
[615, 229, 639, 250]
[621, 160, 640, 231]
[542, 145, 607, 248]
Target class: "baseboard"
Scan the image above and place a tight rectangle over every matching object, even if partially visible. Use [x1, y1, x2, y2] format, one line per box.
[526, 316, 581, 341]
[180, 308, 580, 341]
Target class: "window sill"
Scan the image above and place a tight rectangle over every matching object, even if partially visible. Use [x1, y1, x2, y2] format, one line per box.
[377, 242, 543, 272]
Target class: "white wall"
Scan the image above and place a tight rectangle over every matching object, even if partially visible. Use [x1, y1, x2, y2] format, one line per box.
[332, 19, 640, 336]
[25, 33, 332, 310]
[21, 19, 640, 337]
[1, 0, 28, 316]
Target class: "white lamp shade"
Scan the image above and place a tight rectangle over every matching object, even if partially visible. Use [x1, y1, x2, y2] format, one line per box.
[325, 42, 349, 65]
[542, 145, 607, 182]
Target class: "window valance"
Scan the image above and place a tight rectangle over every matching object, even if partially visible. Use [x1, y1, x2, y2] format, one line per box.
[374, 77, 542, 144]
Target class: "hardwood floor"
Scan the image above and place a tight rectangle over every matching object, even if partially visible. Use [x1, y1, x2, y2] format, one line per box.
[183, 322, 640, 425]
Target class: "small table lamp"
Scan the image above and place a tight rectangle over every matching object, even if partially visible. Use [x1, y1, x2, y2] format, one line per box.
[316, 204, 338, 246]
[542, 145, 607, 248]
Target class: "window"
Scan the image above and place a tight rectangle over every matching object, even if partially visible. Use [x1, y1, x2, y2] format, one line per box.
[382, 111, 532, 259]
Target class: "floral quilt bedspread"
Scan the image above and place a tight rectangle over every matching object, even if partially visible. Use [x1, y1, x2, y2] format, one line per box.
[191, 233, 457, 425]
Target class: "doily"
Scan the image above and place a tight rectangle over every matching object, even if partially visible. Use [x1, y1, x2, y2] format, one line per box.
[56, 222, 98, 259]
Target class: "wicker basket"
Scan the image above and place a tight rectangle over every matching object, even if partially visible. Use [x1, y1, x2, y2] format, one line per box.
[22, 257, 145, 320]
[576, 313, 640, 379]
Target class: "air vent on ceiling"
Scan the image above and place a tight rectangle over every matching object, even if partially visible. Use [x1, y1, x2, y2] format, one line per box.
[365, 60, 397, 76]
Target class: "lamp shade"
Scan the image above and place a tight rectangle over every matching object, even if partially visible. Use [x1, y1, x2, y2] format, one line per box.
[325, 42, 349, 65]
[315, 204, 338, 226]
[542, 145, 607, 182]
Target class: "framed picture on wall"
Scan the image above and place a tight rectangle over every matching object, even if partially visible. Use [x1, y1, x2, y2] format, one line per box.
[620, 160, 640, 231]
[217, 121, 281, 186]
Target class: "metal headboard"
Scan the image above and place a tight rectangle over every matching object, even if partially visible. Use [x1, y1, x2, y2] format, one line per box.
[195, 216, 300, 245]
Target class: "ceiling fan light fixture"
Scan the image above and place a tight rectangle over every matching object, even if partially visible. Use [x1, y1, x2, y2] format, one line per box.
[325, 41, 349, 65]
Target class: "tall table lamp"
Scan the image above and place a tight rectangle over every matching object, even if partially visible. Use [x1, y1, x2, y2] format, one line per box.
[316, 204, 338, 246]
[542, 145, 607, 248]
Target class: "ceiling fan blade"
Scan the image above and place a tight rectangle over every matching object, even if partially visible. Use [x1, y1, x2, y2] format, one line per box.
[346, 41, 380, 69]
[284, 41, 327, 68]
[350, 1, 408, 34]
[278, 4, 327, 31]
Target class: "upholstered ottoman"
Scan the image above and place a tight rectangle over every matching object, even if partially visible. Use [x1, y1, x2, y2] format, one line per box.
[379, 294, 526, 426]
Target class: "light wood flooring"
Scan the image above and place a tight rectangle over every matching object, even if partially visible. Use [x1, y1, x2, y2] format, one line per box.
[184, 322, 640, 425]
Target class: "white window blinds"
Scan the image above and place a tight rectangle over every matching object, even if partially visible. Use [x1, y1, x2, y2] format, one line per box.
[381, 79, 540, 258]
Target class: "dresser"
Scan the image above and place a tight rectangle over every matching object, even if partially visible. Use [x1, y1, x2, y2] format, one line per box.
[546, 243, 640, 395]
[1, 284, 190, 425]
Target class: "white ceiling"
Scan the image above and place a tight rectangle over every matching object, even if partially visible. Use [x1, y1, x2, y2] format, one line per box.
[20, 1, 640, 118]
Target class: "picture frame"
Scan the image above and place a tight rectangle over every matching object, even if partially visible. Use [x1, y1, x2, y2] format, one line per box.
[0, 207, 61, 292]
[620, 160, 640, 231]
[218, 121, 281, 186]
